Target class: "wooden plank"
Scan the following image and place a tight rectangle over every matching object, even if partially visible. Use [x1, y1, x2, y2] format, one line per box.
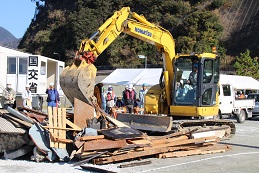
[48, 106, 54, 148]
[83, 139, 127, 151]
[48, 130, 73, 143]
[79, 135, 105, 141]
[127, 139, 151, 145]
[143, 136, 219, 150]
[42, 126, 80, 131]
[62, 108, 67, 148]
[66, 119, 82, 131]
[158, 144, 230, 158]
[151, 135, 189, 146]
[74, 97, 94, 128]
[53, 107, 58, 148]
[57, 108, 63, 148]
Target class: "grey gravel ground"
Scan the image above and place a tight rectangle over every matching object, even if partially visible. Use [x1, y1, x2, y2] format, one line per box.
[1, 117, 259, 173]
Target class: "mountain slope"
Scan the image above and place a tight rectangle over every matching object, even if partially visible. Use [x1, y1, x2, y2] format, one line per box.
[0, 26, 19, 49]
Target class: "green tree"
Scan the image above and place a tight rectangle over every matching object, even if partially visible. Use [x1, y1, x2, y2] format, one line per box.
[234, 49, 259, 79]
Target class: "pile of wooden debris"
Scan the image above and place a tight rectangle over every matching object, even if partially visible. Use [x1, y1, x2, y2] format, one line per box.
[73, 126, 231, 165]
[0, 105, 231, 165]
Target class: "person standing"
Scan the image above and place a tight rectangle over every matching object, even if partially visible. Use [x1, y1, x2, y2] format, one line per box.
[2, 82, 16, 109]
[22, 84, 32, 108]
[101, 87, 107, 111]
[139, 83, 148, 114]
[45, 82, 60, 108]
[123, 84, 136, 113]
[105, 86, 116, 113]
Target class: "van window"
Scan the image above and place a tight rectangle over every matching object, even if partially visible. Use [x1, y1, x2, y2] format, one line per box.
[7, 57, 16, 74]
[40, 61, 46, 75]
[19, 58, 28, 74]
[222, 85, 231, 96]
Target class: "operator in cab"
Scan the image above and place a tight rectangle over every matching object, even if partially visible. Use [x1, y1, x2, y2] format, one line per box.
[188, 63, 198, 86]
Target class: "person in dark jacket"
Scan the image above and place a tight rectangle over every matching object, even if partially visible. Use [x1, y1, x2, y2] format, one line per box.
[45, 82, 60, 108]
[123, 84, 136, 113]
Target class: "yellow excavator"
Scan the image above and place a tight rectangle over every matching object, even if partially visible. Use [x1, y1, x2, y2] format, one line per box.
[60, 7, 235, 138]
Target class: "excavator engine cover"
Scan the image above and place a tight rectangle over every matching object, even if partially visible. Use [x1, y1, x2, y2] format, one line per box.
[60, 59, 97, 106]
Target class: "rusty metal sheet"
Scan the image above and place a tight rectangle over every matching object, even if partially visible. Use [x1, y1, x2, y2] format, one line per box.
[0, 117, 26, 134]
[74, 98, 95, 128]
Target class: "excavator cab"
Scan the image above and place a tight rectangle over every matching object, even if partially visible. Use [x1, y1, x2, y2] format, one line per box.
[170, 53, 220, 118]
[144, 53, 220, 118]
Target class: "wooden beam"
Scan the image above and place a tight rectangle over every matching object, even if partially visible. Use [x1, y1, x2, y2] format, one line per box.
[158, 144, 230, 158]
[83, 139, 127, 151]
[48, 106, 54, 148]
[66, 119, 82, 131]
[79, 135, 105, 141]
[62, 108, 67, 148]
[74, 98, 94, 128]
[144, 136, 219, 150]
[43, 126, 81, 131]
[53, 107, 58, 148]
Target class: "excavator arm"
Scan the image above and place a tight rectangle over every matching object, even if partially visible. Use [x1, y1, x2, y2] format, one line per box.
[61, 7, 175, 106]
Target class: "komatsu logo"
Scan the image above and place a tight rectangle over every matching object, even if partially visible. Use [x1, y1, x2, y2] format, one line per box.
[135, 27, 152, 37]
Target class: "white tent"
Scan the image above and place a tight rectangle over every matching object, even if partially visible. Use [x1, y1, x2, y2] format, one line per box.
[101, 68, 163, 86]
[220, 74, 259, 90]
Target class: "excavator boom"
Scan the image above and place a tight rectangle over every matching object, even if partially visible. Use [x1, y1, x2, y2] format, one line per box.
[60, 7, 175, 107]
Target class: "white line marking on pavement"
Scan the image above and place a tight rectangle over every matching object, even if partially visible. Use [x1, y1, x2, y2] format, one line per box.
[141, 152, 259, 172]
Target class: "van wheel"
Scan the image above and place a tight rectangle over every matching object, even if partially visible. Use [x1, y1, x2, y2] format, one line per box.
[236, 110, 246, 123]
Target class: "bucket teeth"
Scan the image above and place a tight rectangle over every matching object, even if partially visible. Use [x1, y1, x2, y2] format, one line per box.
[60, 60, 97, 106]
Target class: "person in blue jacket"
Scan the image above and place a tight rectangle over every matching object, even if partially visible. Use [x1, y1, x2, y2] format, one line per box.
[45, 82, 60, 107]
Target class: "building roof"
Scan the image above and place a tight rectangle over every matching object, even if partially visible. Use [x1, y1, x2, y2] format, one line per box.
[0, 46, 31, 56]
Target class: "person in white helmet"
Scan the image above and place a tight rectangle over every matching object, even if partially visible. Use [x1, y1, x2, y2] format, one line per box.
[22, 84, 32, 108]
[2, 82, 16, 109]
[123, 83, 136, 113]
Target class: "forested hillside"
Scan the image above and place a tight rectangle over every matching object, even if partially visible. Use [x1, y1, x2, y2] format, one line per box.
[0, 27, 19, 49]
[18, 0, 259, 71]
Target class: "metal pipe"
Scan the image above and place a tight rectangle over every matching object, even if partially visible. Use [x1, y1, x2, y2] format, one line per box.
[89, 31, 100, 40]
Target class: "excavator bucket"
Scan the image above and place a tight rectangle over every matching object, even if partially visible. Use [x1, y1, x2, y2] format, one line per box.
[60, 59, 97, 106]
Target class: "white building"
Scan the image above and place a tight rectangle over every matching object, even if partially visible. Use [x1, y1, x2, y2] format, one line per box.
[0, 46, 64, 108]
